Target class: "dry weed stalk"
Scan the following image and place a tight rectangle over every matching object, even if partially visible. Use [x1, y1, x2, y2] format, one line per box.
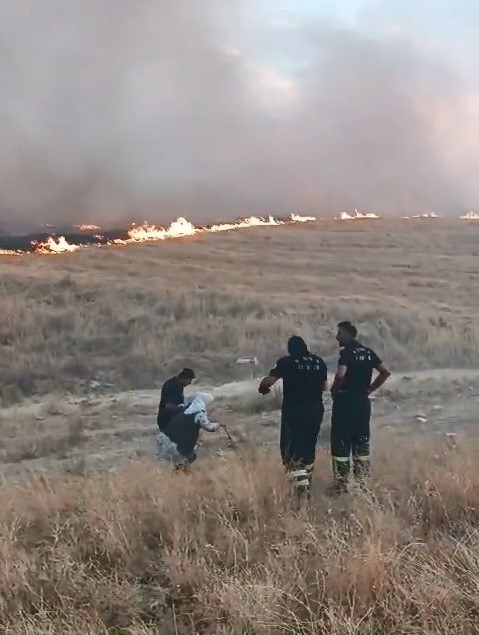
[0, 434, 478, 633]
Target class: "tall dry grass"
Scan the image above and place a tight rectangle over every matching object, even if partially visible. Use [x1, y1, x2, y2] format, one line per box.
[0, 433, 478, 634]
[0, 221, 477, 633]
[0, 220, 477, 404]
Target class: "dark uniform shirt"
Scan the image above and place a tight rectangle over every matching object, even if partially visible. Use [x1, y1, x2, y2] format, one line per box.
[157, 376, 184, 430]
[338, 341, 382, 394]
[270, 353, 327, 408]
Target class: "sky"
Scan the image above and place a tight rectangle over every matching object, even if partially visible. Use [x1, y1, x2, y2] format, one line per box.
[0, 0, 478, 228]
[262, 0, 478, 84]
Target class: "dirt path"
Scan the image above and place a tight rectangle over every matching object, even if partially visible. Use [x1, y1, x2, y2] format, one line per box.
[0, 368, 477, 481]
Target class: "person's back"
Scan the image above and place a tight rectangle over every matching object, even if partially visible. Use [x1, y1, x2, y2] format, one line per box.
[338, 342, 380, 395]
[330, 321, 391, 492]
[279, 352, 327, 410]
[157, 368, 195, 430]
[258, 336, 328, 496]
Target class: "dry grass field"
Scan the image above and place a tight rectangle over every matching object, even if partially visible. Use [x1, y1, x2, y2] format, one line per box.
[1, 219, 477, 401]
[0, 219, 478, 633]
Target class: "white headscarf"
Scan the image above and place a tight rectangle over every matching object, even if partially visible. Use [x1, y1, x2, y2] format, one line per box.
[184, 392, 213, 416]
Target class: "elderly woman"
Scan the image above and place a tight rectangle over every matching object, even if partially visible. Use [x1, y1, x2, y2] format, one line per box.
[155, 392, 219, 467]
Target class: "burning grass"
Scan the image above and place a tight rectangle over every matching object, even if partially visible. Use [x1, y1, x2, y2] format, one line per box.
[0, 432, 478, 633]
[0, 219, 478, 404]
[0, 214, 314, 254]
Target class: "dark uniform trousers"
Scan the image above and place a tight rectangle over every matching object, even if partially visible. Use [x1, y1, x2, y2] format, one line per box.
[331, 392, 371, 489]
[281, 401, 324, 495]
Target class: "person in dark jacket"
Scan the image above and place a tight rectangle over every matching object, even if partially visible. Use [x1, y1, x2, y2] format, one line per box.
[157, 368, 195, 431]
[330, 321, 391, 493]
[155, 392, 219, 467]
[258, 336, 328, 496]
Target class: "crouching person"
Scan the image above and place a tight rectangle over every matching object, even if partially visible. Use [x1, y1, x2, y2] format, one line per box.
[155, 392, 219, 469]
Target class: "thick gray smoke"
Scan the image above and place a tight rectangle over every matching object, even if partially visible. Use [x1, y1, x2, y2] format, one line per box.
[0, 0, 477, 229]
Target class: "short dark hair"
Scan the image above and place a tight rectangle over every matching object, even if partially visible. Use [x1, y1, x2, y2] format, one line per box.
[337, 321, 357, 338]
[178, 368, 195, 380]
[287, 335, 308, 357]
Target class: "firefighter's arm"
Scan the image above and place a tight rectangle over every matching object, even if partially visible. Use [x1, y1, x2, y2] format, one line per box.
[320, 363, 328, 394]
[258, 375, 278, 395]
[259, 358, 284, 395]
[368, 363, 391, 394]
[330, 365, 347, 397]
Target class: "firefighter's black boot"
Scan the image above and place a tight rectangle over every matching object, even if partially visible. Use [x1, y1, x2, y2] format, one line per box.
[331, 456, 350, 494]
[353, 455, 370, 489]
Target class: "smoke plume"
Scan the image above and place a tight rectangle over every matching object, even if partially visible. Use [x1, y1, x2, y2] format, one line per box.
[0, 0, 477, 229]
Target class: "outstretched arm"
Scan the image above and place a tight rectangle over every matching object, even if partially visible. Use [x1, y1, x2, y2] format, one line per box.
[368, 363, 391, 394]
[258, 375, 279, 395]
[259, 358, 285, 395]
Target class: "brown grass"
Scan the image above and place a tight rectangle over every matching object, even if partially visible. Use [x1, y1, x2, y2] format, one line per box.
[0, 416, 85, 464]
[0, 220, 478, 632]
[0, 433, 478, 634]
[0, 220, 478, 403]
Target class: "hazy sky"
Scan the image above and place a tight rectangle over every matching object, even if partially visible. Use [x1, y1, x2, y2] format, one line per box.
[0, 0, 478, 228]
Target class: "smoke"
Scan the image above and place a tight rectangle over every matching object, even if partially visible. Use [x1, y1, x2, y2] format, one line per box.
[0, 0, 477, 229]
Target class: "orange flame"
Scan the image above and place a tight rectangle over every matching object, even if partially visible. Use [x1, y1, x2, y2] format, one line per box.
[3, 213, 317, 256]
[124, 217, 198, 242]
[0, 212, 476, 257]
[32, 236, 81, 254]
[0, 249, 22, 257]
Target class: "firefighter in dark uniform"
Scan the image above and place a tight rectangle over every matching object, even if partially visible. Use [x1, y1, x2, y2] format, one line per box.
[258, 336, 328, 496]
[330, 321, 391, 492]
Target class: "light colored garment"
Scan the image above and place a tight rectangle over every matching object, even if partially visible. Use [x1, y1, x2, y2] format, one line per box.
[184, 392, 212, 414]
[184, 392, 218, 431]
[155, 392, 219, 465]
[155, 431, 189, 466]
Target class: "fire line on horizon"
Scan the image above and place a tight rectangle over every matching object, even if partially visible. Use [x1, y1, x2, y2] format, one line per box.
[0, 211, 477, 256]
[0, 213, 316, 256]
